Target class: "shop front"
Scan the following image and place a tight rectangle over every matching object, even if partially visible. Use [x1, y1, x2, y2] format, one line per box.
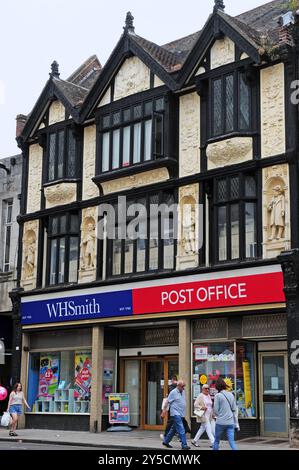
[19, 265, 287, 435]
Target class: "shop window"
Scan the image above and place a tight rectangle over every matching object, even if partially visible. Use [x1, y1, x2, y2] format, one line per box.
[28, 350, 92, 414]
[98, 97, 165, 173]
[213, 173, 257, 263]
[46, 213, 79, 286]
[46, 127, 77, 182]
[102, 349, 117, 416]
[192, 341, 256, 418]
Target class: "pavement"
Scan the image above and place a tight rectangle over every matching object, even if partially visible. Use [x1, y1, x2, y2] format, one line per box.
[0, 428, 296, 450]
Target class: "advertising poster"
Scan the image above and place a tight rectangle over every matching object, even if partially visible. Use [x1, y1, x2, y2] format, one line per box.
[242, 360, 252, 413]
[38, 354, 60, 397]
[108, 393, 130, 424]
[74, 351, 92, 399]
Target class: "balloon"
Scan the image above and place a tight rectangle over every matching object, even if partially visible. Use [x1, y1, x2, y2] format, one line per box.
[0, 386, 8, 401]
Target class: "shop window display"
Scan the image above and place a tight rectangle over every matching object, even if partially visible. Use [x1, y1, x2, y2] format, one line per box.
[28, 350, 92, 414]
[192, 341, 256, 418]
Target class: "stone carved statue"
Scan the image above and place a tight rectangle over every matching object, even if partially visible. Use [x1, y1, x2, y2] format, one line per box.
[182, 203, 196, 254]
[268, 185, 285, 240]
[24, 234, 36, 278]
[80, 219, 96, 270]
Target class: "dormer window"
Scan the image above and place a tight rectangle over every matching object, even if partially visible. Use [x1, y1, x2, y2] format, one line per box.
[99, 97, 165, 173]
[47, 127, 77, 182]
[211, 71, 251, 138]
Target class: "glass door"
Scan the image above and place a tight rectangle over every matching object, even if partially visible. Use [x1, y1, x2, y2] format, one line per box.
[123, 360, 140, 427]
[143, 359, 164, 429]
[259, 353, 288, 437]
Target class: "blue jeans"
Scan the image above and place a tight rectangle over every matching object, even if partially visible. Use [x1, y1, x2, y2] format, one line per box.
[213, 424, 237, 450]
[164, 415, 188, 448]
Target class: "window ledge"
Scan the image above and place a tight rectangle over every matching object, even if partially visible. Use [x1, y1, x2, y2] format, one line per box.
[43, 179, 80, 189]
[93, 157, 177, 186]
[204, 131, 257, 148]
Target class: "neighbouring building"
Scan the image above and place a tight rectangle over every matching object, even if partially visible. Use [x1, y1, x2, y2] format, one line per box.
[0, 153, 22, 413]
[13, 0, 299, 446]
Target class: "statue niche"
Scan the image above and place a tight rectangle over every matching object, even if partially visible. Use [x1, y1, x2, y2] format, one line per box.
[23, 230, 36, 279]
[80, 217, 96, 270]
[181, 196, 197, 255]
[267, 182, 286, 241]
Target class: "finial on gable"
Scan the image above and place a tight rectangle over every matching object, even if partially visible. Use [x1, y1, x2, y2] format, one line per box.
[214, 0, 225, 13]
[124, 11, 135, 34]
[50, 61, 60, 78]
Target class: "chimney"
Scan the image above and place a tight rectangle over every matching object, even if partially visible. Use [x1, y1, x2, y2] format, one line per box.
[16, 114, 27, 138]
[279, 26, 293, 46]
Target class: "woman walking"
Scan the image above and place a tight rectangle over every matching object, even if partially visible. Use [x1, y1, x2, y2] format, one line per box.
[7, 383, 30, 436]
[192, 384, 215, 447]
[212, 378, 238, 451]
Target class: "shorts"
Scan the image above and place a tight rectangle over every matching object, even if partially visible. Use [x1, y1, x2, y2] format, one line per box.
[9, 405, 22, 415]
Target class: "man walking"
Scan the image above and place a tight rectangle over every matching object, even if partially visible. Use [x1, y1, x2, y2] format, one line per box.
[162, 380, 190, 450]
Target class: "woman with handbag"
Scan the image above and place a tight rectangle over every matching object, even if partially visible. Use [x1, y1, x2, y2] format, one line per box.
[6, 383, 30, 436]
[212, 378, 238, 451]
[191, 384, 215, 447]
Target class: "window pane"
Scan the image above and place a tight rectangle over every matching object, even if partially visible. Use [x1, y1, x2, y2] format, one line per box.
[134, 105, 142, 119]
[67, 130, 77, 178]
[155, 98, 164, 111]
[122, 126, 131, 167]
[48, 133, 56, 181]
[218, 206, 227, 261]
[231, 204, 239, 260]
[145, 101, 153, 116]
[230, 176, 240, 199]
[133, 123, 141, 163]
[57, 130, 65, 179]
[102, 115, 110, 128]
[50, 216, 59, 236]
[102, 132, 110, 172]
[245, 202, 256, 258]
[225, 75, 234, 133]
[149, 211, 158, 271]
[69, 236, 79, 283]
[217, 179, 227, 202]
[164, 217, 174, 270]
[144, 119, 152, 161]
[137, 237, 146, 272]
[245, 176, 256, 197]
[70, 214, 79, 233]
[58, 238, 65, 283]
[112, 240, 122, 275]
[112, 129, 120, 169]
[124, 239, 134, 274]
[113, 111, 121, 126]
[49, 239, 57, 285]
[123, 108, 131, 122]
[60, 215, 67, 234]
[239, 73, 250, 130]
[6, 202, 13, 223]
[154, 115, 163, 156]
[4, 225, 11, 271]
[212, 79, 222, 136]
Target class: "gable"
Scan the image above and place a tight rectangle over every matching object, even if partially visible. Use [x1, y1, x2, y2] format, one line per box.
[210, 36, 235, 69]
[114, 56, 151, 101]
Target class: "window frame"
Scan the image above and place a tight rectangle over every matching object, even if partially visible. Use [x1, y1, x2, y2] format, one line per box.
[3, 199, 13, 273]
[45, 126, 78, 184]
[46, 212, 80, 286]
[105, 190, 176, 278]
[98, 97, 166, 174]
[210, 69, 252, 139]
[212, 173, 257, 264]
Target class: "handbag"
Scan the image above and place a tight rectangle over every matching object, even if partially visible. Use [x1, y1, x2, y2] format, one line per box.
[194, 408, 205, 418]
[1, 412, 12, 427]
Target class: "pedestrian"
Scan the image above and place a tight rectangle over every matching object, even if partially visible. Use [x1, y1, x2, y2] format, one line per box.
[212, 378, 238, 451]
[7, 382, 31, 436]
[192, 384, 215, 447]
[162, 380, 190, 450]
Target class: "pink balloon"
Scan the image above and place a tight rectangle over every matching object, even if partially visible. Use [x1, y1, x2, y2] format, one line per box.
[0, 386, 8, 401]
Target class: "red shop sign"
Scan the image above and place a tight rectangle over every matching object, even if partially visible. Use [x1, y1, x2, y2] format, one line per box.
[132, 272, 285, 315]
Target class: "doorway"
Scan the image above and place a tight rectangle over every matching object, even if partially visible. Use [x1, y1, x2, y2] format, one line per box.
[259, 352, 289, 437]
[120, 356, 178, 430]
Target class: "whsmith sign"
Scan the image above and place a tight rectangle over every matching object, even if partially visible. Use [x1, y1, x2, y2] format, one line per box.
[21, 267, 285, 326]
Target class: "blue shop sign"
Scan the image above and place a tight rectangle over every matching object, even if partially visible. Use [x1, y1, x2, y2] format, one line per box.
[21, 289, 133, 325]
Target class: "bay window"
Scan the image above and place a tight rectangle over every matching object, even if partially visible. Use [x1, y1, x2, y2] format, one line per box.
[99, 97, 165, 173]
[46, 127, 77, 182]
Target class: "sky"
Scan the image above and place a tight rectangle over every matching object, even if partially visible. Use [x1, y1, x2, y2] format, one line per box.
[0, 0, 270, 158]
